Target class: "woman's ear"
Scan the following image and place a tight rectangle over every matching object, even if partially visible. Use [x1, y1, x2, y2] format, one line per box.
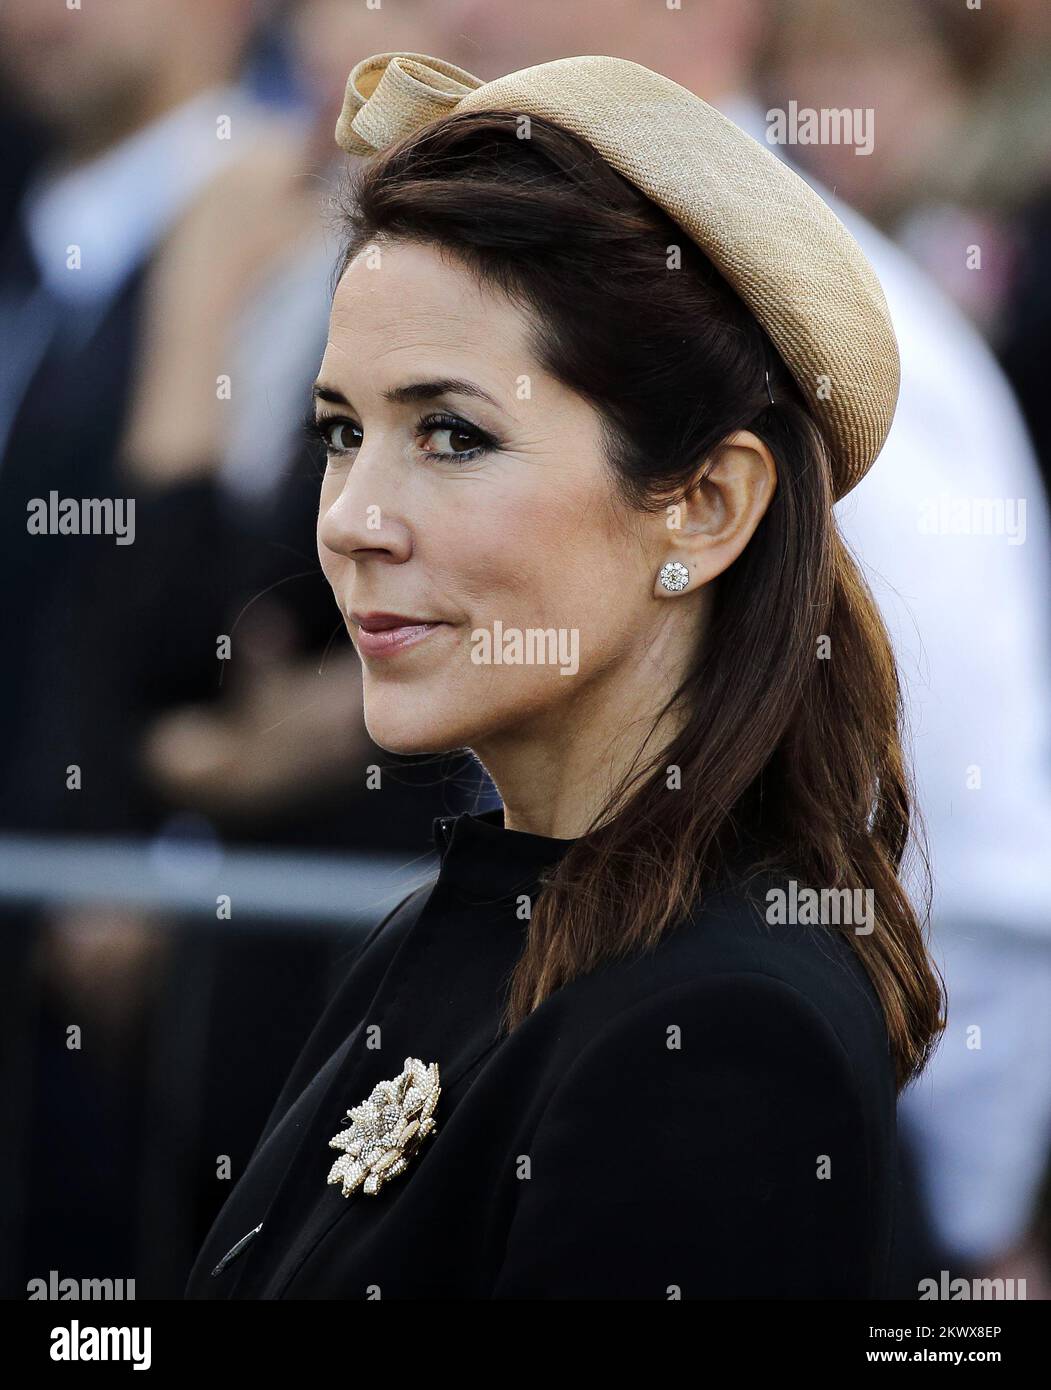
[653, 430, 777, 597]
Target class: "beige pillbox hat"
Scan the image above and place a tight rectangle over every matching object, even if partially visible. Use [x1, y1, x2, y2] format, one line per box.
[335, 51, 900, 500]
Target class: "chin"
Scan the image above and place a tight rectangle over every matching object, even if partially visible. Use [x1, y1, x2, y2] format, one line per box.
[361, 699, 475, 757]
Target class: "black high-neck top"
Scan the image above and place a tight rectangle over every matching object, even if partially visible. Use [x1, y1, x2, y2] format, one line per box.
[184, 808, 897, 1300]
[432, 804, 575, 897]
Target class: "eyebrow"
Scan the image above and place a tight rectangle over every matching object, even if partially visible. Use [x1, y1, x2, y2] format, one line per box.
[312, 378, 502, 410]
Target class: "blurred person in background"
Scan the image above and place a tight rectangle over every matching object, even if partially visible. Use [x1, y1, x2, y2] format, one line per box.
[964, 0, 1051, 507]
[0, 0, 294, 836]
[755, 0, 1051, 1289]
[760, 0, 1051, 490]
[756, 0, 966, 234]
[0, 0, 277, 1291]
[999, 189, 1051, 507]
[440, 0, 1051, 1296]
[901, 0, 1051, 345]
[0, 0, 476, 1295]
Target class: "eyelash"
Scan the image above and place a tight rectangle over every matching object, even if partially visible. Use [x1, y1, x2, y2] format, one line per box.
[303, 411, 498, 465]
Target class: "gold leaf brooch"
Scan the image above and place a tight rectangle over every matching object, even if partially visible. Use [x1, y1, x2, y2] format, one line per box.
[326, 1056, 441, 1197]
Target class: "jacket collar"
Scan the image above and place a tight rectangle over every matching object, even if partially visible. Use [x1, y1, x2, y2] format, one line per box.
[431, 807, 575, 902]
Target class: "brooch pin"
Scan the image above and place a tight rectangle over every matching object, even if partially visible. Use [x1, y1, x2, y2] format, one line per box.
[326, 1056, 441, 1197]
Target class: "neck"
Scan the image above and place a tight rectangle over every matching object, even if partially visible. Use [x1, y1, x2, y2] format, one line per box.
[470, 649, 689, 840]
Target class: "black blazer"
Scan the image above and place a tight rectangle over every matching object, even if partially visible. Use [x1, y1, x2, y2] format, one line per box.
[184, 809, 898, 1299]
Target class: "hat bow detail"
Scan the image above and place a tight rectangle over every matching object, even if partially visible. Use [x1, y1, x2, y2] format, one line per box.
[335, 51, 485, 157]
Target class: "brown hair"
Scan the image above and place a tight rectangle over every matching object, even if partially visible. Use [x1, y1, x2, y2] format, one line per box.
[336, 110, 945, 1092]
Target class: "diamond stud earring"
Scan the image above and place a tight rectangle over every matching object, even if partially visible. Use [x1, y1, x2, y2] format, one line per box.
[658, 560, 690, 592]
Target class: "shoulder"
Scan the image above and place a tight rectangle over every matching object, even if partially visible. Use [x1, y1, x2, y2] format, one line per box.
[535, 874, 894, 1106]
[492, 878, 898, 1297]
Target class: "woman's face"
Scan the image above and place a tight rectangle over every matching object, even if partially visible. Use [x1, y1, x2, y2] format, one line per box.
[316, 239, 686, 756]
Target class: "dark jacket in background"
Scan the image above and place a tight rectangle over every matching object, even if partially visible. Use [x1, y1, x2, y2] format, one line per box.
[999, 189, 1051, 507]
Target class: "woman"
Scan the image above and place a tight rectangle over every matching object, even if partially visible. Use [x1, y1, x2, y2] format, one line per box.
[185, 52, 944, 1300]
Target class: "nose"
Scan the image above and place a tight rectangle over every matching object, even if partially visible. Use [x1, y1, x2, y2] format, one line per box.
[317, 456, 413, 566]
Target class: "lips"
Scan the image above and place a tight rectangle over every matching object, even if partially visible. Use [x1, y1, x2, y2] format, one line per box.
[350, 610, 448, 660]
[351, 611, 433, 632]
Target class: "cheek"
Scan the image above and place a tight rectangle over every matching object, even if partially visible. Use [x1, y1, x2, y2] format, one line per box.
[455, 491, 582, 613]
[457, 484, 639, 640]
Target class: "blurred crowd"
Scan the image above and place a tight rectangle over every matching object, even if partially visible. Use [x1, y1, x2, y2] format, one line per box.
[1, 0, 1049, 1300]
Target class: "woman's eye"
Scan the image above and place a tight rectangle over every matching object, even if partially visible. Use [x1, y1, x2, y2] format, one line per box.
[417, 414, 492, 461]
[308, 412, 494, 463]
[325, 420, 361, 453]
